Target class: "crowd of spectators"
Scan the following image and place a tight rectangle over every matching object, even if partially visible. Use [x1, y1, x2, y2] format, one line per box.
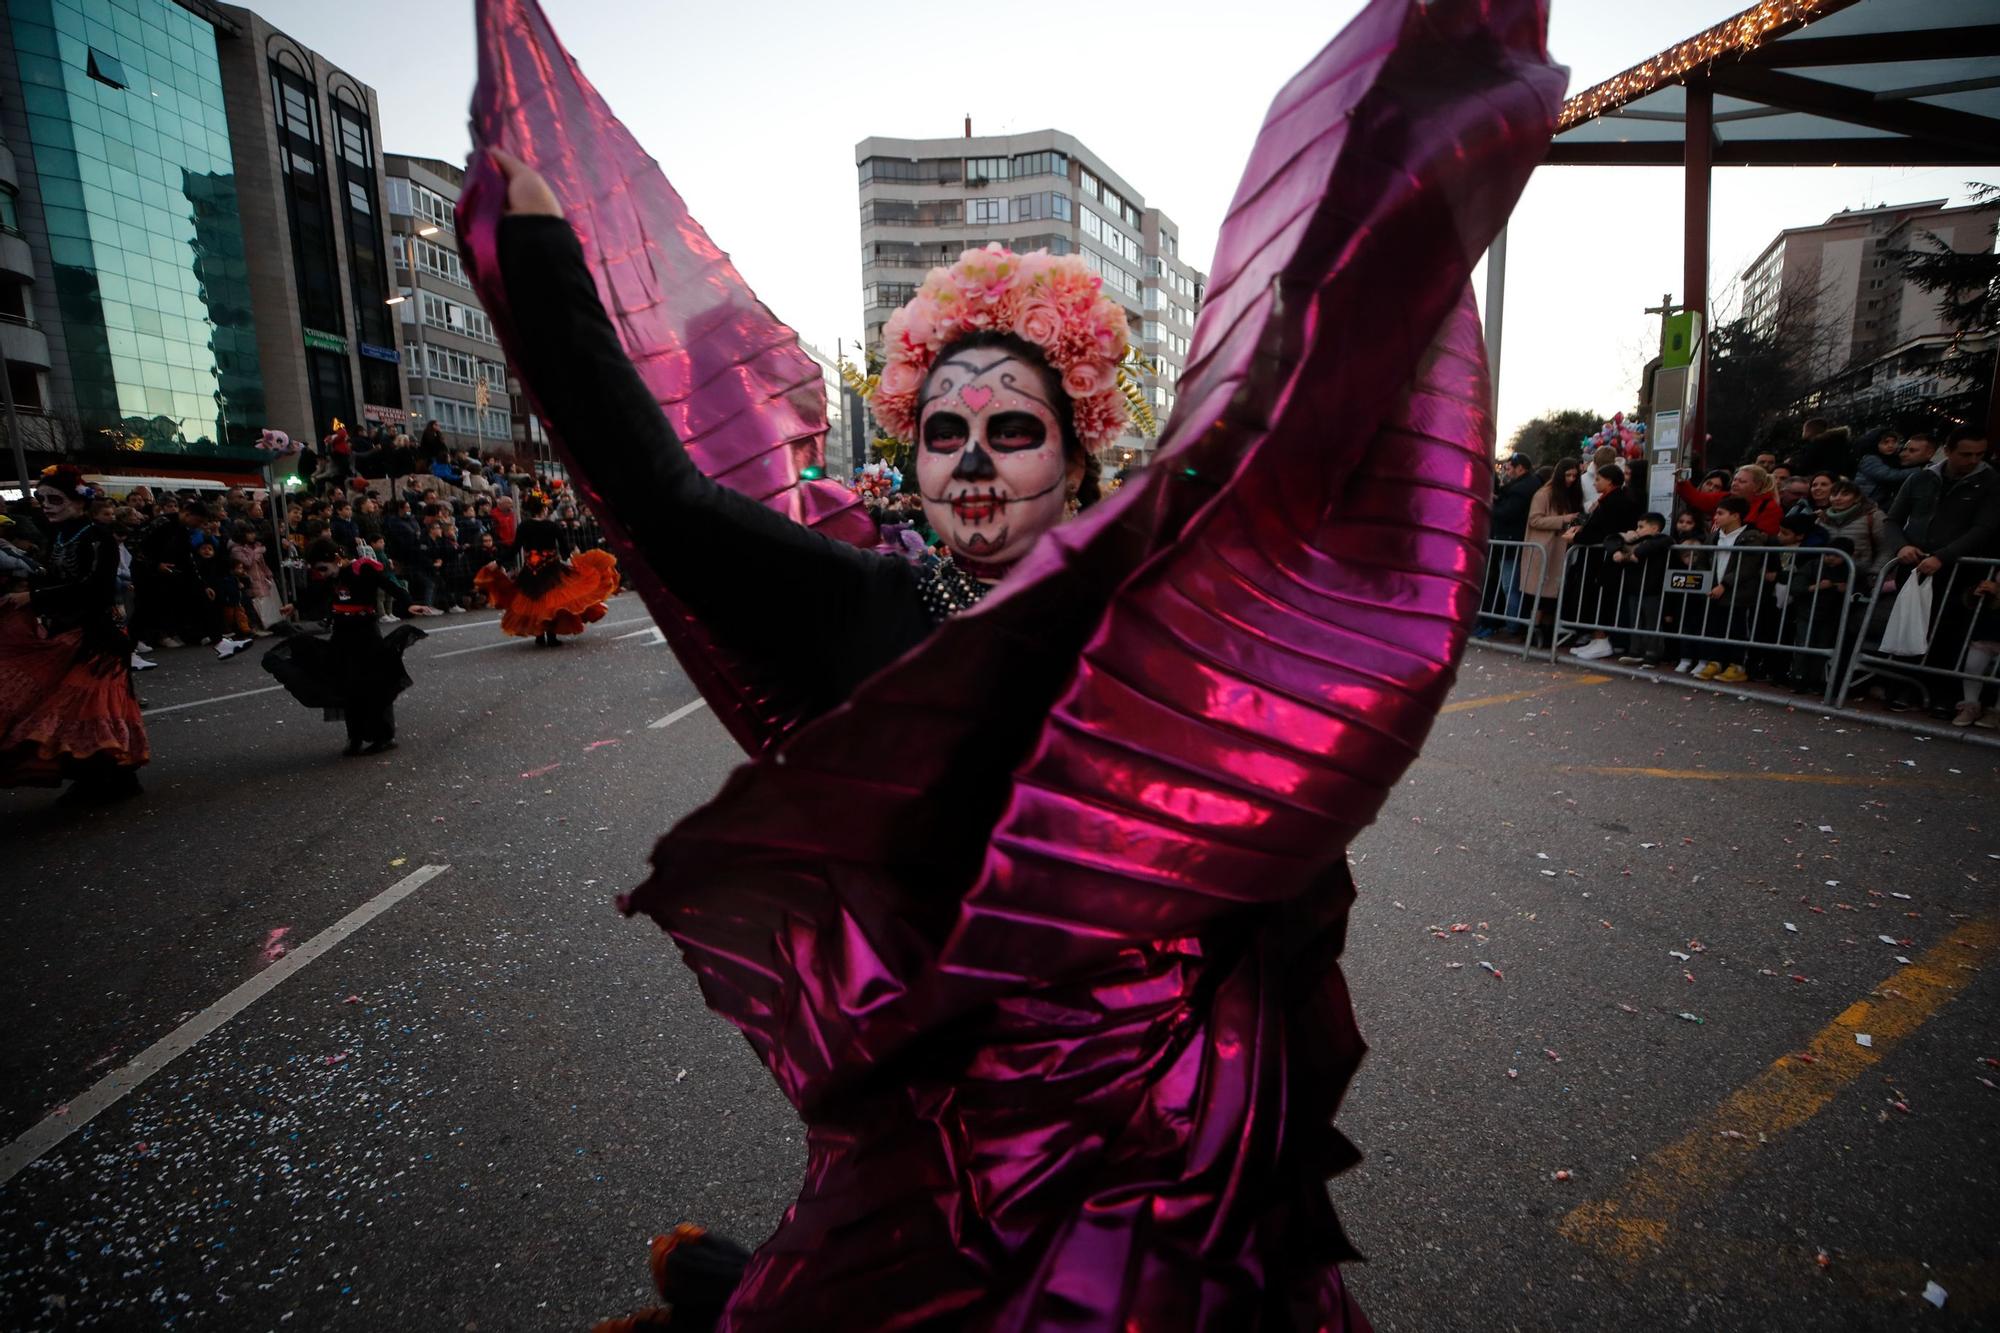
[0, 434, 603, 675]
[1483, 418, 2000, 727]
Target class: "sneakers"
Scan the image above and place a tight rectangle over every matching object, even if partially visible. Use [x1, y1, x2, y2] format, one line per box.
[133, 640, 155, 653]
[380, 614, 400, 624]
[130, 653, 158, 671]
[445, 605, 466, 615]
[1953, 701, 1984, 728]
[1716, 664, 1750, 684]
[1616, 655, 1646, 666]
[1674, 659, 1696, 673]
[156, 636, 185, 649]
[1693, 661, 1723, 680]
[1571, 638, 1615, 661]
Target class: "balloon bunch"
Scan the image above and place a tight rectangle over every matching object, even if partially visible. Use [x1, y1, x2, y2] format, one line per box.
[852, 460, 903, 508]
[1580, 412, 1645, 462]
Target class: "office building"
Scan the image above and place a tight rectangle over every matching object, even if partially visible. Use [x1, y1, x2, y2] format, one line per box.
[0, 0, 264, 454]
[213, 3, 404, 443]
[1741, 198, 2000, 372]
[385, 153, 512, 454]
[856, 129, 1205, 454]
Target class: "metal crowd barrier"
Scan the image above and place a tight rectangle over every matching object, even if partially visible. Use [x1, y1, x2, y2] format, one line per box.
[1474, 538, 1546, 658]
[1548, 541, 1859, 705]
[1836, 556, 2000, 713]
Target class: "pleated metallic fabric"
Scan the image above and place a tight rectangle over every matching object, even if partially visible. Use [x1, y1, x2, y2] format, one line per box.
[461, 0, 1565, 1327]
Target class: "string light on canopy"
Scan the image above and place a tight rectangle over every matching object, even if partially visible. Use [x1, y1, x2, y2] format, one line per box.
[1558, 0, 1839, 130]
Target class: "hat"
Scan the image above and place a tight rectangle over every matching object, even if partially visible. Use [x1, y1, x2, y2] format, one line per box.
[1507, 452, 1532, 469]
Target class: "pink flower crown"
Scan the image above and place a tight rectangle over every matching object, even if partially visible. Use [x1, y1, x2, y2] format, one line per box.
[873, 244, 1132, 454]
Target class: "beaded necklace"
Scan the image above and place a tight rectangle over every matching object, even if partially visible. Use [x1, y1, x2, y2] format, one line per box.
[917, 556, 991, 624]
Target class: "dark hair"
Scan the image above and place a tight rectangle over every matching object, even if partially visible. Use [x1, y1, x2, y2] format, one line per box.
[1537, 457, 1584, 515]
[915, 329, 1100, 509]
[1946, 425, 1988, 449]
[1639, 511, 1666, 527]
[1715, 496, 1750, 519]
[1597, 462, 1625, 488]
[306, 537, 341, 563]
[181, 500, 211, 520]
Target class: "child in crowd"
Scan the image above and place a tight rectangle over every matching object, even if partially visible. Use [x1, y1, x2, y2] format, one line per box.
[193, 535, 254, 657]
[1955, 576, 2000, 728]
[1605, 511, 1670, 665]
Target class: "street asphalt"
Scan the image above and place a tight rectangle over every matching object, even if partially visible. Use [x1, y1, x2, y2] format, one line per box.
[1, 598, 1993, 1332]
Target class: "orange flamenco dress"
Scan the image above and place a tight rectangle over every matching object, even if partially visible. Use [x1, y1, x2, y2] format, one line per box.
[475, 546, 619, 637]
[1, 530, 149, 788]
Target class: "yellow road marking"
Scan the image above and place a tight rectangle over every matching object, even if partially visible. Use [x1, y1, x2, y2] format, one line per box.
[1559, 916, 2000, 1263]
[1562, 765, 1946, 787]
[1441, 674, 1609, 715]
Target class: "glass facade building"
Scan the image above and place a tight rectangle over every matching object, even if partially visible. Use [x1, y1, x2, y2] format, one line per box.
[4, 0, 262, 450]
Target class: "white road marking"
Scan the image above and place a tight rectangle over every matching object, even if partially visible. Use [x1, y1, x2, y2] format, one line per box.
[648, 698, 709, 730]
[427, 616, 653, 659]
[0, 864, 451, 1188]
[615, 627, 665, 644]
[142, 686, 283, 716]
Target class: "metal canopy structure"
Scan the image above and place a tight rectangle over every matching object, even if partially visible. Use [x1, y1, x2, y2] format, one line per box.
[1549, 0, 2000, 168]
[1494, 0, 2000, 453]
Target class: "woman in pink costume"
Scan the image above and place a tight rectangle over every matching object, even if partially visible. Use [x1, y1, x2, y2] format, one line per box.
[458, 0, 1564, 1326]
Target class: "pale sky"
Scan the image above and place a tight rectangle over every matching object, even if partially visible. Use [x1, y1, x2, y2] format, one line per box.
[253, 0, 1988, 447]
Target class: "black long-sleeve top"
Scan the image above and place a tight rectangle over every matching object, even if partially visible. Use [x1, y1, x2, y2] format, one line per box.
[30, 518, 121, 639]
[497, 215, 934, 716]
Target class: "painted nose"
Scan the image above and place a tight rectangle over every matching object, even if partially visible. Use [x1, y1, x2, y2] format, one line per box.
[952, 440, 997, 482]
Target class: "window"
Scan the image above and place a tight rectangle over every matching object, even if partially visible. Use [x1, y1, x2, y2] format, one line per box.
[967, 197, 1004, 225]
[87, 48, 128, 90]
[1010, 151, 1068, 179]
[418, 291, 497, 343]
[333, 100, 395, 347]
[965, 156, 1010, 183]
[858, 157, 960, 185]
[864, 282, 919, 308]
[411, 236, 468, 286]
[1009, 191, 1072, 223]
[1079, 169, 1100, 201]
[1081, 209, 1103, 241]
[0, 186, 18, 234]
[410, 182, 453, 231]
[1170, 303, 1191, 326]
[271, 62, 344, 337]
[1142, 320, 1161, 344]
[1145, 287, 1164, 310]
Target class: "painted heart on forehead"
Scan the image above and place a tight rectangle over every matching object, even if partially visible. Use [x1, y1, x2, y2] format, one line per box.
[915, 333, 1083, 571]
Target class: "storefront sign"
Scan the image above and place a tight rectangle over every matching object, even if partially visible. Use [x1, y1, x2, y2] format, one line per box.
[359, 341, 400, 363]
[362, 403, 409, 425]
[302, 328, 348, 354]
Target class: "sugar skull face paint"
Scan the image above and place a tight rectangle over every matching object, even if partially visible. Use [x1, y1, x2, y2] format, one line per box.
[917, 348, 1069, 568]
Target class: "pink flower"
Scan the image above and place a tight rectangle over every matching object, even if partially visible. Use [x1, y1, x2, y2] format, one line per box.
[1061, 361, 1110, 398]
[878, 359, 923, 398]
[1013, 300, 1064, 348]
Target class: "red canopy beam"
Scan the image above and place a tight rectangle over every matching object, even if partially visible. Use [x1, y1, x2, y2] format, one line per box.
[1685, 76, 1713, 464]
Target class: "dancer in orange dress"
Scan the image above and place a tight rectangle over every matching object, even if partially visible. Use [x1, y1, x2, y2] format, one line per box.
[0, 465, 149, 801]
[473, 491, 619, 646]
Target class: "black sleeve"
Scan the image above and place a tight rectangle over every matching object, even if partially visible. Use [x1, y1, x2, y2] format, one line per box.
[496, 214, 922, 693]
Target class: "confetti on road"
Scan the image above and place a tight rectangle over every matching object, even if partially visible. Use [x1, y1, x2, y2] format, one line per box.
[1784, 922, 1799, 933]
[584, 739, 621, 751]
[1855, 1033, 1873, 1048]
[1669, 950, 1690, 960]
[259, 927, 291, 965]
[1478, 961, 1503, 979]
[1677, 1012, 1704, 1024]
[1924, 1281, 1948, 1309]
[1544, 1048, 1562, 1063]
[1553, 1169, 1572, 1182]
[520, 763, 562, 779]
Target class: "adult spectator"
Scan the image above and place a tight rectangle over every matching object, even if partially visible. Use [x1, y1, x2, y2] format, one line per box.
[492, 495, 519, 553]
[1692, 496, 1775, 684]
[1753, 449, 1780, 474]
[1787, 472, 1836, 522]
[134, 496, 203, 649]
[1562, 461, 1641, 660]
[1855, 428, 1920, 504]
[1794, 423, 1852, 479]
[1889, 427, 1998, 578]
[1521, 456, 1583, 649]
[1818, 477, 1902, 594]
[1677, 463, 1783, 534]
[382, 499, 425, 596]
[330, 499, 360, 556]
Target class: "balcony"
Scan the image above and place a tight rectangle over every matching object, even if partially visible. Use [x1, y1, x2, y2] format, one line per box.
[0, 230, 31, 283]
[0, 312, 50, 370]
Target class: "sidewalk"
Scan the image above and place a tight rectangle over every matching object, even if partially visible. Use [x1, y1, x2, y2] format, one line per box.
[1469, 636, 2000, 750]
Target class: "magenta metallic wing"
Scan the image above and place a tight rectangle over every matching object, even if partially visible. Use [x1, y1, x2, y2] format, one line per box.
[457, 0, 873, 756]
[603, 0, 1565, 1326]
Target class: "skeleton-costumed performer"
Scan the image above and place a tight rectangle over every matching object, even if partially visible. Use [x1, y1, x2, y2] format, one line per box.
[0, 465, 149, 801]
[457, 0, 1563, 1326]
[473, 490, 619, 645]
[261, 539, 430, 756]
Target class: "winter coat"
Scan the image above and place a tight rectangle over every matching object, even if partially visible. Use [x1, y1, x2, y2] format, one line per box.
[1677, 479, 1782, 535]
[1854, 451, 1922, 505]
[1816, 499, 1902, 589]
[1490, 472, 1540, 544]
[1888, 461, 2000, 564]
[1520, 486, 1577, 600]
